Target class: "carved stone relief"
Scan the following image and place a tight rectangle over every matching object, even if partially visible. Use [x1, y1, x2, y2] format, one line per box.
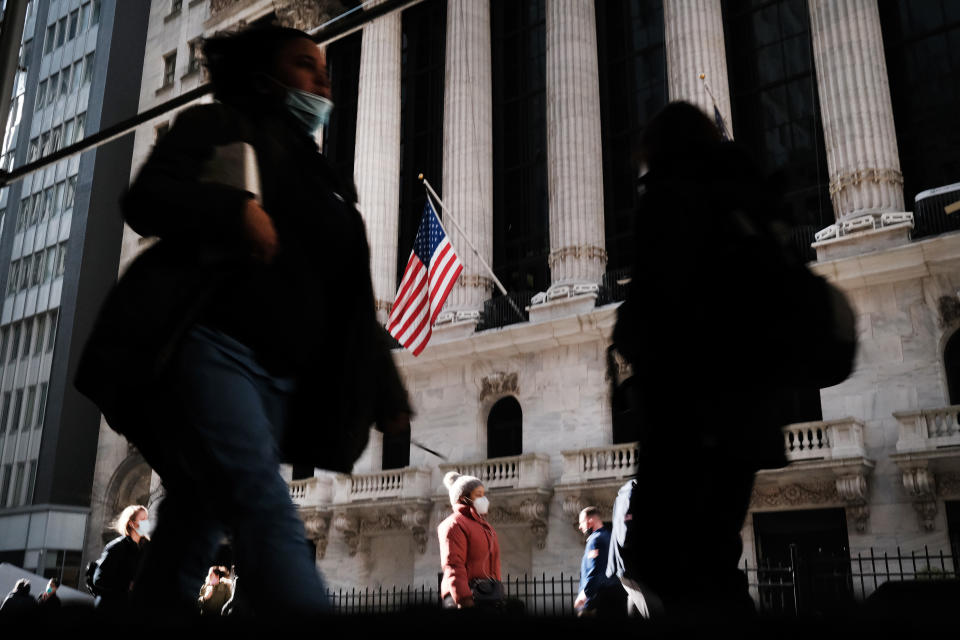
[332, 505, 430, 556]
[750, 481, 840, 509]
[485, 496, 551, 550]
[479, 372, 519, 402]
[274, 0, 347, 31]
[302, 510, 331, 559]
[901, 467, 938, 532]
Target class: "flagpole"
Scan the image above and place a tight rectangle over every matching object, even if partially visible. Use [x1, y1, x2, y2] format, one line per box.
[420, 175, 526, 322]
[700, 72, 731, 140]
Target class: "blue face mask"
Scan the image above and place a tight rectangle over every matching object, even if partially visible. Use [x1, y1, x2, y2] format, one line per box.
[283, 86, 334, 135]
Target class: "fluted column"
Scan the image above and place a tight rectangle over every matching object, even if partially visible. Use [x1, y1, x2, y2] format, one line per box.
[545, 0, 606, 292]
[353, 3, 402, 322]
[809, 0, 903, 220]
[663, 0, 732, 135]
[441, 0, 493, 319]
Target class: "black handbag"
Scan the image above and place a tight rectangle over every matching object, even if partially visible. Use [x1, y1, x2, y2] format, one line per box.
[468, 578, 505, 606]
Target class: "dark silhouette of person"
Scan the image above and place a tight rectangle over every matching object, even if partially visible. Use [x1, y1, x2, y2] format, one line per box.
[76, 25, 411, 618]
[0, 579, 37, 619]
[36, 578, 61, 610]
[611, 101, 855, 620]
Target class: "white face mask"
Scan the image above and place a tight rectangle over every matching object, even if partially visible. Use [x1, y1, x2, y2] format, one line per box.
[472, 496, 490, 515]
[135, 519, 153, 538]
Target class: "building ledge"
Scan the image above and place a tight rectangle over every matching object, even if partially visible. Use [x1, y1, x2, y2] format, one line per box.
[810, 230, 960, 289]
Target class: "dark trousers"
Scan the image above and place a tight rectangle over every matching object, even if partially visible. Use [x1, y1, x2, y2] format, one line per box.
[132, 326, 326, 617]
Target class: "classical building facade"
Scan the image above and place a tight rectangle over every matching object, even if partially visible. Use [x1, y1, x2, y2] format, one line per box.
[88, 0, 960, 609]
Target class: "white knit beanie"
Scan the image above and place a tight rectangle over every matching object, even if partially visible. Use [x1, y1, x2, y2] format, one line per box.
[443, 471, 483, 507]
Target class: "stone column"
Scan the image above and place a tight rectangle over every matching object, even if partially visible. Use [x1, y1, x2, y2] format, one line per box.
[663, 0, 733, 135]
[809, 0, 904, 221]
[440, 0, 493, 323]
[544, 0, 606, 299]
[353, 2, 402, 322]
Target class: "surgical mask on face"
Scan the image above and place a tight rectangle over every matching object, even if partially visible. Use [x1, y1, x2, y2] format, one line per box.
[472, 496, 490, 515]
[136, 519, 153, 538]
[283, 86, 334, 135]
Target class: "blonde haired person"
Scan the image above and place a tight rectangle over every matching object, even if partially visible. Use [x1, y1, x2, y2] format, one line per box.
[92, 504, 151, 611]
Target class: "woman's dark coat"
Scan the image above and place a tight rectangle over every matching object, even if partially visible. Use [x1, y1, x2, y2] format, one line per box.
[75, 101, 410, 473]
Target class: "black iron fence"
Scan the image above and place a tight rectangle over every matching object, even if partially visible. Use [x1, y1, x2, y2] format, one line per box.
[745, 546, 959, 617]
[596, 268, 631, 306]
[324, 548, 957, 616]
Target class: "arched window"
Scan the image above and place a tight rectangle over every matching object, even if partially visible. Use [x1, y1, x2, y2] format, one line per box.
[382, 430, 411, 470]
[487, 397, 523, 458]
[946, 331, 960, 404]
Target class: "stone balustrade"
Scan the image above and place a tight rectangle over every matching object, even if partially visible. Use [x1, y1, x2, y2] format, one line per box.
[894, 406, 960, 453]
[782, 418, 867, 461]
[438, 453, 550, 491]
[289, 475, 333, 508]
[559, 443, 639, 485]
[332, 467, 433, 504]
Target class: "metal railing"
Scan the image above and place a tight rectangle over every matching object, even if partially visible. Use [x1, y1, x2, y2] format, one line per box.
[913, 183, 960, 239]
[478, 291, 533, 331]
[321, 547, 958, 616]
[596, 268, 631, 306]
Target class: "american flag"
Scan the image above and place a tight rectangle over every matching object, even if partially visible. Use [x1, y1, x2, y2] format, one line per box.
[387, 197, 463, 356]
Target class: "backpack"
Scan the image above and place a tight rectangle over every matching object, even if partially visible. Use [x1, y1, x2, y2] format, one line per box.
[84, 560, 101, 596]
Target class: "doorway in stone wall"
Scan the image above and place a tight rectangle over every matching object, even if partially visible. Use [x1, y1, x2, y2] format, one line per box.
[753, 508, 853, 616]
[947, 501, 960, 566]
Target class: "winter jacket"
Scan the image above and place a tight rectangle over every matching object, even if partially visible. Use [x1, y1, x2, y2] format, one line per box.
[93, 535, 144, 607]
[438, 504, 501, 605]
[74, 100, 410, 474]
[0, 590, 37, 617]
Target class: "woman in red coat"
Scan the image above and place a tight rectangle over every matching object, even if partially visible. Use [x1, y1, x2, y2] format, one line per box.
[438, 472, 502, 609]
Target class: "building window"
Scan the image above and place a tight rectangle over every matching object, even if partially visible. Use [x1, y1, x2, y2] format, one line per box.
[60, 66, 70, 96]
[20, 319, 33, 360]
[0, 392, 10, 433]
[381, 430, 411, 471]
[396, 0, 446, 286]
[171, 0, 183, 16]
[35, 383, 48, 429]
[64, 175, 77, 209]
[75, 113, 86, 142]
[69, 10, 79, 40]
[92, 0, 101, 26]
[47, 72, 58, 104]
[46, 311, 58, 353]
[51, 125, 63, 153]
[64, 120, 75, 148]
[40, 132, 50, 157]
[879, 1, 960, 205]
[56, 17, 67, 48]
[23, 386, 36, 433]
[24, 461, 37, 506]
[186, 38, 203, 75]
[946, 330, 960, 404]
[44, 23, 55, 54]
[83, 53, 95, 85]
[44, 248, 56, 282]
[596, 0, 667, 271]
[487, 396, 523, 458]
[12, 390, 23, 432]
[71, 61, 82, 93]
[28, 138, 39, 162]
[722, 0, 831, 254]
[162, 52, 177, 88]
[6, 263, 18, 294]
[8, 325, 20, 362]
[43, 187, 54, 220]
[492, 0, 549, 294]
[80, 3, 91, 32]
[11, 462, 25, 506]
[35, 80, 46, 112]
[55, 244, 68, 277]
[1, 464, 12, 507]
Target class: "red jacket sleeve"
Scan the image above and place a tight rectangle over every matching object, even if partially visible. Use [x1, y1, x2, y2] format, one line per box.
[440, 521, 471, 604]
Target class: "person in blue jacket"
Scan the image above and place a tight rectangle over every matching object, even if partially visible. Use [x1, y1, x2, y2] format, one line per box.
[574, 506, 626, 617]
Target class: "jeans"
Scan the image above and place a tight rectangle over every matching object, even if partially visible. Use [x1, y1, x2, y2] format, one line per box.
[133, 325, 326, 616]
